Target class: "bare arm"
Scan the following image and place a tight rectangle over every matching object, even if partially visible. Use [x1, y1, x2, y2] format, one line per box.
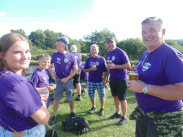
[148, 83, 183, 100]
[36, 84, 56, 92]
[128, 80, 183, 100]
[30, 105, 50, 124]
[47, 65, 56, 81]
[107, 62, 131, 70]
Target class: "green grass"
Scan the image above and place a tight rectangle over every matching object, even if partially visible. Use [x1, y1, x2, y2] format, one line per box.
[48, 88, 137, 137]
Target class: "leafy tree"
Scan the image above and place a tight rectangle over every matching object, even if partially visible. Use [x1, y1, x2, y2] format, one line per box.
[44, 29, 60, 49]
[29, 30, 46, 49]
[165, 40, 183, 53]
[84, 28, 116, 57]
[118, 38, 146, 60]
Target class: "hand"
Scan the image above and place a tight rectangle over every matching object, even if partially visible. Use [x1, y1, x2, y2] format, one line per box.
[106, 79, 110, 85]
[51, 72, 56, 81]
[48, 84, 56, 91]
[90, 66, 97, 71]
[61, 78, 69, 83]
[127, 80, 145, 93]
[107, 63, 116, 69]
[102, 80, 106, 85]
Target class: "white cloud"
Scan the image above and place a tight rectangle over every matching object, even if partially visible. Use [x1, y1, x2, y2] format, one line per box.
[0, 11, 7, 16]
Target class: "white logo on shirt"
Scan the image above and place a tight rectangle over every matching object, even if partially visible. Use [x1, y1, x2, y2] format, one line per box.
[96, 62, 99, 66]
[107, 57, 110, 61]
[142, 62, 151, 71]
[74, 56, 78, 60]
[64, 58, 68, 63]
[57, 58, 61, 64]
[112, 56, 115, 61]
[43, 77, 49, 84]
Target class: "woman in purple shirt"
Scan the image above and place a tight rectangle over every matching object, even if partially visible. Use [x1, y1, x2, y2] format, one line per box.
[0, 33, 50, 137]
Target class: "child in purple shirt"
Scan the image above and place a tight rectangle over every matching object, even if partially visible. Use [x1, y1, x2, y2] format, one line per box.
[31, 54, 56, 108]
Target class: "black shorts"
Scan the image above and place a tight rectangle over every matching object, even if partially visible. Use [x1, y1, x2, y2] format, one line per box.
[109, 79, 127, 101]
[73, 74, 80, 84]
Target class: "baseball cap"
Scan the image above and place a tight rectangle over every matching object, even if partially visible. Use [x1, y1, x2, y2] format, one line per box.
[58, 36, 69, 50]
[106, 37, 115, 43]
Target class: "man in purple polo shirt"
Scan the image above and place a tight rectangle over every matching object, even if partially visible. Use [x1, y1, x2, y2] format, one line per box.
[106, 37, 131, 125]
[84, 44, 107, 116]
[70, 45, 82, 101]
[49, 36, 78, 125]
[128, 17, 183, 137]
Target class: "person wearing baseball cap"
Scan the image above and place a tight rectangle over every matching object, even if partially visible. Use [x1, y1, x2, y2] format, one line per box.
[49, 36, 78, 125]
[105, 36, 131, 125]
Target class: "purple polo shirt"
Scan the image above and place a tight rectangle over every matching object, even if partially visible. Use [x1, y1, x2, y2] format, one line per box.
[51, 52, 77, 79]
[135, 43, 183, 112]
[84, 55, 107, 82]
[71, 52, 82, 67]
[106, 47, 129, 81]
[31, 68, 50, 108]
[0, 69, 42, 132]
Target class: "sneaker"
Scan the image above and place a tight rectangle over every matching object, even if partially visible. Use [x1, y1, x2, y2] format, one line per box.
[116, 116, 129, 125]
[99, 108, 104, 116]
[70, 112, 76, 117]
[50, 115, 56, 125]
[109, 112, 122, 119]
[75, 95, 82, 101]
[88, 107, 97, 113]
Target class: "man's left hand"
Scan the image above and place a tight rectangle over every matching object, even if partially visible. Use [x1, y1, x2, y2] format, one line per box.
[127, 80, 145, 93]
[107, 63, 116, 69]
[61, 78, 69, 83]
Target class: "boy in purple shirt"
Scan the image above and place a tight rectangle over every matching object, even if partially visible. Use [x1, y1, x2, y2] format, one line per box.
[48, 36, 78, 125]
[70, 45, 82, 101]
[0, 33, 50, 137]
[128, 17, 183, 137]
[31, 54, 56, 108]
[106, 37, 131, 125]
[84, 44, 107, 116]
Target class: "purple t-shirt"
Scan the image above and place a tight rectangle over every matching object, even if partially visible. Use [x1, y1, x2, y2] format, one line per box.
[71, 52, 82, 67]
[84, 55, 107, 82]
[0, 69, 43, 132]
[135, 43, 183, 112]
[106, 47, 129, 81]
[51, 52, 77, 79]
[80, 62, 89, 81]
[31, 68, 50, 108]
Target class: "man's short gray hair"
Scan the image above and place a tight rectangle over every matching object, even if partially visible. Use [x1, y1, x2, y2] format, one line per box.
[70, 45, 77, 52]
[90, 44, 99, 51]
[141, 17, 163, 29]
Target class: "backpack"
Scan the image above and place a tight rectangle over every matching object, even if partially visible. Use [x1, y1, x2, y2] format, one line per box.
[62, 116, 89, 134]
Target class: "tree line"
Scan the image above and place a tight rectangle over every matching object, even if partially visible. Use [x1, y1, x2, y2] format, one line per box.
[9, 29, 183, 61]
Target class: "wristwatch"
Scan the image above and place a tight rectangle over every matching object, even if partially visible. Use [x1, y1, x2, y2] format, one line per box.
[142, 84, 148, 94]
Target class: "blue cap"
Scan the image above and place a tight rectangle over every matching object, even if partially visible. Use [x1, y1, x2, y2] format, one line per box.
[106, 37, 115, 43]
[60, 38, 68, 50]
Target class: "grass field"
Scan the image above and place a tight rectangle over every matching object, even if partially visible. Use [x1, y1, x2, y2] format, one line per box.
[48, 87, 137, 137]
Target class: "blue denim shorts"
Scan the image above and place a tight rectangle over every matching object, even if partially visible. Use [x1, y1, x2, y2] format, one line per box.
[88, 81, 105, 99]
[53, 78, 74, 101]
[0, 124, 45, 137]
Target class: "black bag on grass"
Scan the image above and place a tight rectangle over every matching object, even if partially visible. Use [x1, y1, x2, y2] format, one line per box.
[62, 116, 89, 134]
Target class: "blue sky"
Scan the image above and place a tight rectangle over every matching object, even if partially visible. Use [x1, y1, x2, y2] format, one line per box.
[0, 0, 182, 41]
